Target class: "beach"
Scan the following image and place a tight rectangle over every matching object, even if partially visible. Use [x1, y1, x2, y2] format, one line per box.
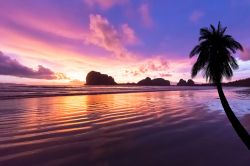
[0, 86, 249, 165]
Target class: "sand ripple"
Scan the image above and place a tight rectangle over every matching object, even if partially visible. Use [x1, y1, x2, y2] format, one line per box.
[0, 89, 250, 166]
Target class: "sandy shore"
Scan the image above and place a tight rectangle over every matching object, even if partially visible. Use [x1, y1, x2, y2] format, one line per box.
[0, 89, 249, 165]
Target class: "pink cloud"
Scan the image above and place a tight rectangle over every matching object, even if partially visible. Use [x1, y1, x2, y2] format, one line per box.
[84, 0, 128, 10]
[139, 60, 169, 73]
[141, 59, 168, 72]
[138, 3, 154, 28]
[121, 24, 139, 45]
[240, 47, 250, 61]
[126, 57, 170, 78]
[85, 14, 138, 59]
[0, 4, 83, 40]
[189, 10, 204, 23]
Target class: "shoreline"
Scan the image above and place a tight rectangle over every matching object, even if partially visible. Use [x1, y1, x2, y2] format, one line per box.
[0, 86, 217, 100]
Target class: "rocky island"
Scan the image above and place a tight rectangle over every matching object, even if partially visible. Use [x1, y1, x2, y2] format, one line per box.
[86, 71, 117, 85]
[177, 79, 195, 86]
[137, 77, 170, 86]
[85, 71, 198, 86]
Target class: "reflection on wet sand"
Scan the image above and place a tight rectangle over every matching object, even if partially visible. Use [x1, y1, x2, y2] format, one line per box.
[0, 89, 249, 165]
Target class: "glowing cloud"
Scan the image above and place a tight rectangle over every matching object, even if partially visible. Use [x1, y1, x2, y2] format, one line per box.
[85, 14, 137, 59]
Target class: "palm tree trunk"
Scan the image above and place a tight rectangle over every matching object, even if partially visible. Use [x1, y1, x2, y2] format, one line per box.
[216, 82, 250, 150]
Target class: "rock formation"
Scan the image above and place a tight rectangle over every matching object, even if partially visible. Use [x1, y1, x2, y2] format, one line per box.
[177, 79, 187, 86]
[187, 79, 195, 86]
[177, 79, 195, 86]
[137, 77, 170, 86]
[86, 71, 117, 85]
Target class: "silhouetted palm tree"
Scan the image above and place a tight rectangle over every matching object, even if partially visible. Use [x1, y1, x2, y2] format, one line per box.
[190, 22, 250, 150]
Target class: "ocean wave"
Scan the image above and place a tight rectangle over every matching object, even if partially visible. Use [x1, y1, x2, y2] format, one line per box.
[0, 85, 215, 100]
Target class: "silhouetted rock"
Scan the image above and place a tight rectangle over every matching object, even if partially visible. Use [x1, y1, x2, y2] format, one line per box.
[138, 77, 152, 86]
[137, 77, 170, 86]
[226, 78, 250, 87]
[177, 79, 187, 86]
[187, 79, 195, 86]
[152, 78, 170, 86]
[86, 71, 117, 85]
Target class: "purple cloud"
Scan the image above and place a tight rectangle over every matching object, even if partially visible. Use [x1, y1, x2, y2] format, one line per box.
[138, 3, 154, 28]
[0, 52, 68, 80]
[84, 0, 128, 10]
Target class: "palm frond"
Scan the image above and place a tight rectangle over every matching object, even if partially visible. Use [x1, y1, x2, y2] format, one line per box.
[229, 56, 239, 70]
[199, 28, 211, 41]
[190, 45, 200, 57]
[210, 24, 216, 34]
[191, 61, 200, 78]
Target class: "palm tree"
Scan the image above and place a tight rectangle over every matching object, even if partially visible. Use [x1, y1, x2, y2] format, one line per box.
[190, 22, 250, 150]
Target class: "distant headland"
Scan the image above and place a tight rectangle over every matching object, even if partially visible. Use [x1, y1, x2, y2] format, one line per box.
[86, 71, 117, 85]
[137, 77, 170, 86]
[85, 71, 194, 86]
[85, 71, 250, 87]
[225, 78, 250, 87]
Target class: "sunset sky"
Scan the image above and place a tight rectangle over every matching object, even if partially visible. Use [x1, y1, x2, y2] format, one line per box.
[1, 0, 250, 85]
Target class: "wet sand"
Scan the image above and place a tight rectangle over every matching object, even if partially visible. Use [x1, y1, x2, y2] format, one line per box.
[0, 88, 249, 165]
